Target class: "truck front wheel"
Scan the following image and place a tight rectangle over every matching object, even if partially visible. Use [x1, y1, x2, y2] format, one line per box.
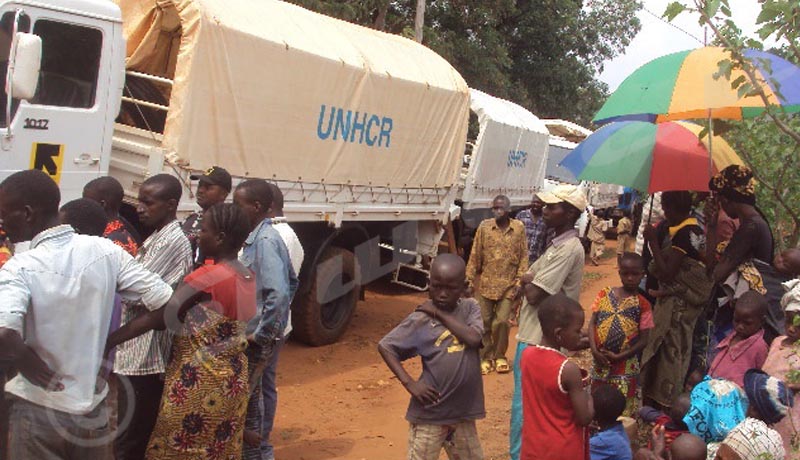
[292, 247, 360, 346]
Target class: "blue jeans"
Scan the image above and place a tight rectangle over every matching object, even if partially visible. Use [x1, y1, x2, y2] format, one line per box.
[259, 339, 283, 460]
[243, 340, 276, 460]
[509, 341, 530, 460]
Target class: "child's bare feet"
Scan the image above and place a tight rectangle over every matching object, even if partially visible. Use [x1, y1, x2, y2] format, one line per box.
[243, 429, 262, 447]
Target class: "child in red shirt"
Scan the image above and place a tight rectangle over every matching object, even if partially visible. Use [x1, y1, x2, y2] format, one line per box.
[521, 293, 594, 460]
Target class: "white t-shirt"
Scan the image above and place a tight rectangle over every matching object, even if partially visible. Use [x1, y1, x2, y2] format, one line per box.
[273, 221, 304, 337]
[0, 225, 173, 414]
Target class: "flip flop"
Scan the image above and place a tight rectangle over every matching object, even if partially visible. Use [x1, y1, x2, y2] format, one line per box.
[495, 358, 511, 374]
[480, 359, 493, 375]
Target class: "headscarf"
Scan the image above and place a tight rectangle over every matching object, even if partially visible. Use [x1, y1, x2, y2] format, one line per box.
[709, 165, 756, 206]
[782, 279, 800, 313]
[743, 369, 793, 425]
[683, 376, 748, 442]
[721, 418, 785, 460]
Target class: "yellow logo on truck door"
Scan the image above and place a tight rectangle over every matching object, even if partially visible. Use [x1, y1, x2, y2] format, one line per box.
[30, 143, 65, 184]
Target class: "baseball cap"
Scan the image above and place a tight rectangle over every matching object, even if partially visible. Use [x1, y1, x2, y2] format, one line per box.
[537, 184, 587, 212]
[190, 166, 232, 191]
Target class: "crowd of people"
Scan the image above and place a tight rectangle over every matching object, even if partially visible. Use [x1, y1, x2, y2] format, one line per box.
[0, 166, 302, 460]
[1, 163, 800, 460]
[378, 166, 800, 460]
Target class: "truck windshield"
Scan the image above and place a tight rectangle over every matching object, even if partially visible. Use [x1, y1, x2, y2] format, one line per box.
[30, 19, 101, 109]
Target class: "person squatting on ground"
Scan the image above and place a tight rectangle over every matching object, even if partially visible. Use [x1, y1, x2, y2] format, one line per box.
[520, 294, 593, 460]
[707, 291, 768, 388]
[589, 384, 632, 460]
[589, 252, 653, 418]
[113, 174, 194, 460]
[634, 430, 707, 460]
[639, 393, 691, 451]
[510, 184, 587, 460]
[105, 203, 257, 459]
[466, 194, 527, 375]
[0, 170, 174, 460]
[379, 254, 485, 460]
[234, 179, 298, 459]
[762, 279, 800, 454]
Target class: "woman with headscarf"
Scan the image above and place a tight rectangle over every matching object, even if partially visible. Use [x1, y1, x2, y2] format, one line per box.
[713, 417, 786, 460]
[709, 165, 786, 345]
[640, 191, 714, 409]
[684, 377, 748, 445]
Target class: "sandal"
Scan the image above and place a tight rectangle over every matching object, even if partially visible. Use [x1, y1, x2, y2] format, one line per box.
[480, 359, 493, 375]
[495, 358, 511, 374]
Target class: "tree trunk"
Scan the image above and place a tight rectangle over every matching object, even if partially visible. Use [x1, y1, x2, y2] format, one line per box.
[373, 1, 389, 30]
[415, 0, 425, 43]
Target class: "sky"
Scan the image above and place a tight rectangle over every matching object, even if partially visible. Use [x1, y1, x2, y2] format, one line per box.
[599, 0, 769, 91]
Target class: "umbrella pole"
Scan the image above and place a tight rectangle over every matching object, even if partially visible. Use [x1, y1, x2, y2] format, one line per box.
[708, 111, 714, 179]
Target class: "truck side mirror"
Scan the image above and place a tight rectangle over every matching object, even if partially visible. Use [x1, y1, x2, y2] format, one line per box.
[9, 32, 41, 100]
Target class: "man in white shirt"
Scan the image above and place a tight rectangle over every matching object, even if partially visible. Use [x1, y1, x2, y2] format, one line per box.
[261, 183, 304, 460]
[0, 170, 173, 460]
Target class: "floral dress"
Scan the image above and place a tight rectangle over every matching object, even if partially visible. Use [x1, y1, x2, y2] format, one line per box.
[591, 287, 654, 417]
[146, 263, 256, 460]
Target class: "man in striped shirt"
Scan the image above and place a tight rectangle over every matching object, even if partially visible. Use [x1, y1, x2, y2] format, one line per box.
[113, 174, 193, 460]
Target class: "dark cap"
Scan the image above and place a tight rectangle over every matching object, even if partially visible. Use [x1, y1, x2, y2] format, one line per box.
[190, 166, 231, 191]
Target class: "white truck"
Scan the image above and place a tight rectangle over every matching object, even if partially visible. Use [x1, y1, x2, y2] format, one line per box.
[453, 89, 550, 257]
[542, 119, 621, 235]
[0, 0, 471, 345]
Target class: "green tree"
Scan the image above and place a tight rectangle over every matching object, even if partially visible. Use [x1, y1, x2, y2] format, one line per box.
[288, 0, 642, 126]
[502, 0, 642, 125]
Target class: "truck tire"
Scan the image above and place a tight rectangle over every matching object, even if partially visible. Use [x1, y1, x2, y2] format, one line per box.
[292, 247, 360, 346]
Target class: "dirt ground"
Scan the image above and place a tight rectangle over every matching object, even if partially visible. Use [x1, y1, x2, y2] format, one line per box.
[271, 241, 622, 460]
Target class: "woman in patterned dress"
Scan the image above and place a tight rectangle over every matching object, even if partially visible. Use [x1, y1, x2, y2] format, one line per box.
[640, 191, 713, 409]
[589, 252, 653, 417]
[107, 203, 257, 459]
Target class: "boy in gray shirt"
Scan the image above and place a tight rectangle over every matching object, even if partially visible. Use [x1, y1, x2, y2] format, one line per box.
[378, 254, 485, 460]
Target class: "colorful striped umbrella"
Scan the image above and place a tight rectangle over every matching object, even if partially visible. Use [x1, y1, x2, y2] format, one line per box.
[559, 121, 742, 193]
[594, 47, 800, 125]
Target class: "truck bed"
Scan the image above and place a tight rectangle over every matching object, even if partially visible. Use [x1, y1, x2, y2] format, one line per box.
[110, 123, 458, 226]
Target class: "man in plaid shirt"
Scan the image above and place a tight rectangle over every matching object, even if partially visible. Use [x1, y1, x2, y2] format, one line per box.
[515, 195, 550, 265]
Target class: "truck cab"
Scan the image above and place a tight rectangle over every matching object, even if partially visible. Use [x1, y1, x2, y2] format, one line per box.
[0, 0, 123, 202]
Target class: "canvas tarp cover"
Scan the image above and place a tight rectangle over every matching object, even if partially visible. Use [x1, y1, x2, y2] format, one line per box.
[462, 89, 549, 209]
[116, 0, 470, 188]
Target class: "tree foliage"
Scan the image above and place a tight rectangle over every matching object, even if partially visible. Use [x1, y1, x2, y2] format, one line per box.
[288, 0, 642, 126]
[665, 0, 800, 249]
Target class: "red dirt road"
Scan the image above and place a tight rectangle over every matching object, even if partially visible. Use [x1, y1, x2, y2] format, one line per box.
[272, 250, 620, 460]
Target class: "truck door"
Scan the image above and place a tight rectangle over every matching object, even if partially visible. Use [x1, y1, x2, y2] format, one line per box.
[0, 7, 117, 204]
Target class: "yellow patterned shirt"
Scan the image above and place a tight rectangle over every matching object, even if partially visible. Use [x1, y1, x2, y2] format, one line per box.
[466, 218, 528, 300]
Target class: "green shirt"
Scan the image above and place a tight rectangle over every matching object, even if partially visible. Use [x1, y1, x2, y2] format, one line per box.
[517, 229, 585, 345]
